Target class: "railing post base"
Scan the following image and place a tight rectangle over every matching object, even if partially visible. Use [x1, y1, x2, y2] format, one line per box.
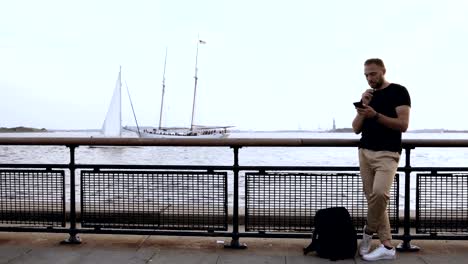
[61, 234, 82, 245]
[396, 241, 420, 252]
[224, 239, 247, 249]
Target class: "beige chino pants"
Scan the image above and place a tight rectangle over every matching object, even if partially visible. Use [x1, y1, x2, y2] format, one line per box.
[359, 148, 400, 242]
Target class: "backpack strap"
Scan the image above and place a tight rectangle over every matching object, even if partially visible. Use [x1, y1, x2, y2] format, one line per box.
[303, 228, 318, 255]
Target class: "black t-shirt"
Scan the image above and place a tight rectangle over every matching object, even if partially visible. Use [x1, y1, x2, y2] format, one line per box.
[359, 83, 411, 153]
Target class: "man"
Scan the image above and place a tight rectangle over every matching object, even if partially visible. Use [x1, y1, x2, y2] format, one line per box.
[352, 58, 411, 261]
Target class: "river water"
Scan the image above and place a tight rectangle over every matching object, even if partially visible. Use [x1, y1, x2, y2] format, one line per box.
[1, 130, 468, 210]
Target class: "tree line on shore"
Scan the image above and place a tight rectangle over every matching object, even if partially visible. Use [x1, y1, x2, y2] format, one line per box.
[0, 126, 47, 133]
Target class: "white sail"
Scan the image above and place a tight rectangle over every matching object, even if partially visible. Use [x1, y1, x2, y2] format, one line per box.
[101, 69, 122, 137]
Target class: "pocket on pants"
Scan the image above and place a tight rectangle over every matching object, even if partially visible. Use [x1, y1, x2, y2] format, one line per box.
[374, 151, 400, 172]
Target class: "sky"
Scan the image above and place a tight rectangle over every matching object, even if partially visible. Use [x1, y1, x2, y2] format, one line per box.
[1, 0, 468, 131]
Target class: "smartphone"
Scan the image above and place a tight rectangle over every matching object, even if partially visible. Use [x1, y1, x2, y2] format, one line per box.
[353, 101, 365, 108]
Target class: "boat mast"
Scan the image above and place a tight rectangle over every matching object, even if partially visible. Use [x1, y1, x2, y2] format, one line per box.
[124, 80, 141, 137]
[118, 65, 122, 136]
[159, 47, 168, 130]
[190, 36, 203, 132]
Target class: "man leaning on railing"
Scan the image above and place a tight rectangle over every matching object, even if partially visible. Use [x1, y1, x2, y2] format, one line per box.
[352, 58, 411, 261]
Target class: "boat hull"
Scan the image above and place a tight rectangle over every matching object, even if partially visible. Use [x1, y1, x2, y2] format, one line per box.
[139, 132, 229, 138]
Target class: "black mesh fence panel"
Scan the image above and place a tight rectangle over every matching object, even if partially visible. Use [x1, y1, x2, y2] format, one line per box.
[245, 172, 399, 233]
[416, 173, 468, 234]
[0, 169, 65, 227]
[81, 170, 227, 230]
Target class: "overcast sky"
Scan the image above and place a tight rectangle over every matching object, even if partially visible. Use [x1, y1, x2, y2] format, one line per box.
[1, 0, 468, 131]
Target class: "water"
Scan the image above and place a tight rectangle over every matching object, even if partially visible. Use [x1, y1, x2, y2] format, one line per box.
[1, 130, 468, 210]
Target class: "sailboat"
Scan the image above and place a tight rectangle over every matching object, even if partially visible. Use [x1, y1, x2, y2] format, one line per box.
[140, 40, 232, 138]
[101, 67, 141, 138]
[101, 67, 122, 137]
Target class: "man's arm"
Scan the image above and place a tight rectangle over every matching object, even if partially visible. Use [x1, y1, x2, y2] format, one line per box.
[352, 89, 374, 134]
[353, 105, 411, 134]
[352, 114, 365, 134]
[356, 105, 410, 132]
[375, 105, 411, 132]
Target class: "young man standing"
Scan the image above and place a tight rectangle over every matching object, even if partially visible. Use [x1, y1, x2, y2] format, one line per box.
[352, 58, 411, 261]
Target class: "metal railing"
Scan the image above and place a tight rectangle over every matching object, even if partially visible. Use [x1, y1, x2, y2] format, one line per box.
[1, 137, 468, 251]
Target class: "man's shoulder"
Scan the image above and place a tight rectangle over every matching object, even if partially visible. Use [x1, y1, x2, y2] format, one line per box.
[389, 83, 407, 90]
[389, 83, 411, 106]
[389, 83, 410, 95]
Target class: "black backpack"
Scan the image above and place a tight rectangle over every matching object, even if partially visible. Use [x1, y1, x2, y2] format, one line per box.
[303, 207, 357, 261]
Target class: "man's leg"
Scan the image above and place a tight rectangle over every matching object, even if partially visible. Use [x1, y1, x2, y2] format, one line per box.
[358, 148, 375, 256]
[361, 151, 400, 261]
[359, 149, 374, 202]
[367, 151, 400, 243]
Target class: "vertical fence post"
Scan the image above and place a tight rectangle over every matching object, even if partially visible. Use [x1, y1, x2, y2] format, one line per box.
[225, 146, 247, 249]
[396, 147, 419, 251]
[61, 144, 81, 244]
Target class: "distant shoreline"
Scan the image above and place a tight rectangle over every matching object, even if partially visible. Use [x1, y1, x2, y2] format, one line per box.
[327, 128, 468, 133]
[1, 126, 467, 134]
[0, 126, 48, 133]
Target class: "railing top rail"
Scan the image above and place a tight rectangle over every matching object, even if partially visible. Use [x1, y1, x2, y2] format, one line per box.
[1, 137, 468, 148]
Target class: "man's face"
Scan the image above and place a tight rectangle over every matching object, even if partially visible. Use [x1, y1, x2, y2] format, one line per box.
[364, 64, 385, 89]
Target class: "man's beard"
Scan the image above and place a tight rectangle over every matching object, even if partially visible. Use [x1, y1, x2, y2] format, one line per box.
[370, 78, 383, 89]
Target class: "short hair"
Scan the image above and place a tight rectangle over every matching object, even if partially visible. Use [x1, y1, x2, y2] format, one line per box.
[364, 58, 385, 69]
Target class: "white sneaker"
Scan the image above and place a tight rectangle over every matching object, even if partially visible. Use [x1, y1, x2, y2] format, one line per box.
[359, 226, 372, 256]
[362, 244, 396, 261]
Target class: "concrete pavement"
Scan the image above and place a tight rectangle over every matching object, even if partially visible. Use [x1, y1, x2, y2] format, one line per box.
[1, 232, 468, 263]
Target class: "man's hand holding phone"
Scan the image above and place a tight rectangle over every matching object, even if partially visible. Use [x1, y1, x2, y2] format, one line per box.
[354, 101, 378, 119]
[353, 101, 365, 109]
